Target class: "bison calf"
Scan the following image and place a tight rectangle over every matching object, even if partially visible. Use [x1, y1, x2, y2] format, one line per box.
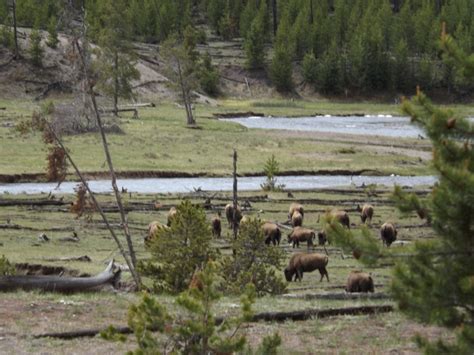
[284, 253, 329, 282]
[380, 222, 397, 247]
[345, 271, 374, 293]
[211, 212, 221, 238]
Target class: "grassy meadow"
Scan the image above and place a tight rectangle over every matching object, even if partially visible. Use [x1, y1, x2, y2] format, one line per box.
[4, 98, 472, 178]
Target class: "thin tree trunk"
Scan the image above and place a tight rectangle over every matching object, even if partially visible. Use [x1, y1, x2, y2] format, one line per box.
[272, 0, 277, 36]
[41, 118, 141, 289]
[113, 51, 119, 117]
[12, 0, 19, 59]
[176, 58, 194, 125]
[309, 0, 314, 24]
[232, 150, 238, 241]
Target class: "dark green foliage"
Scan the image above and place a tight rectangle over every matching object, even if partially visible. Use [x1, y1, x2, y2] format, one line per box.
[104, 262, 281, 354]
[261, 154, 284, 191]
[270, 9, 293, 92]
[221, 218, 286, 296]
[46, 16, 58, 49]
[0, 24, 13, 49]
[244, 1, 267, 69]
[29, 27, 43, 67]
[142, 200, 217, 293]
[198, 52, 219, 96]
[316, 40, 343, 94]
[0, 255, 15, 276]
[302, 52, 318, 85]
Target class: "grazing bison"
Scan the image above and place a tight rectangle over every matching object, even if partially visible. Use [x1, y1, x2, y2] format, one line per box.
[263, 222, 281, 245]
[328, 209, 350, 229]
[317, 230, 328, 245]
[291, 211, 303, 227]
[224, 203, 242, 228]
[167, 207, 177, 226]
[284, 253, 329, 282]
[380, 222, 397, 247]
[345, 271, 374, 293]
[357, 204, 374, 224]
[211, 212, 221, 238]
[145, 221, 170, 246]
[288, 203, 304, 219]
[287, 227, 315, 249]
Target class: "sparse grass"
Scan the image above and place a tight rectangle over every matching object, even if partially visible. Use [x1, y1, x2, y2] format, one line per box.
[0, 187, 449, 353]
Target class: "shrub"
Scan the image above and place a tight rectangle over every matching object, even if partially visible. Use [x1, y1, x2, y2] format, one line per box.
[0, 255, 15, 276]
[140, 200, 218, 293]
[302, 51, 318, 85]
[29, 27, 43, 67]
[103, 262, 281, 354]
[199, 52, 219, 96]
[221, 218, 286, 296]
[261, 154, 285, 191]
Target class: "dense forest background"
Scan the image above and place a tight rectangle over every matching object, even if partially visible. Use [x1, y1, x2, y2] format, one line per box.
[1, 0, 473, 98]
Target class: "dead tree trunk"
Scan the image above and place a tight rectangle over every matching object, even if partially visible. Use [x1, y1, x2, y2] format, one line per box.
[0, 260, 120, 293]
[113, 51, 119, 117]
[232, 149, 238, 241]
[177, 57, 195, 125]
[11, 0, 19, 59]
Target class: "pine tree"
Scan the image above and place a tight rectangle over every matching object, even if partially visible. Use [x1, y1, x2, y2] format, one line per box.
[94, 0, 140, 116]
[29, 26, 43, 67]
[46, 16, 58, 48]
[302, 51, 318, 85]
[198, 52, 220, 96]
[326, 32, 474, 353]
[270, 8, 293, 92]
[244, 1, 267, 69]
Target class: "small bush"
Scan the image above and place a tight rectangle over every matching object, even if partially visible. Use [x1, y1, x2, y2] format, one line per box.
[261, 155, 285, 191]
[29, 27, 43, 67]
[221, 218, 286, 296]
[140, 200, 218, 293]
[46, 17, 59, 49]
[0, 255, 15, 276]
[199, 52, 219, 96]
[103, 262, 281, 354]
[337, 147, 356, 154]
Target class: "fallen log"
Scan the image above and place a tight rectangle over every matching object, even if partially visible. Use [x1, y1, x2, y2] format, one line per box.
[282, 292, 391, 300]
[0, 260, 120, 293]
[0, 199, 69, 207]
[43, 255, 92, 262]
[213, 111, 265, 118]
[0, 224, 73, 232]
[33, 304, 393, 339]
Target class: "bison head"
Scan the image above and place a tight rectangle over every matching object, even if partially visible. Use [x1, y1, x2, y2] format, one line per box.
[284, 267, 294, 282]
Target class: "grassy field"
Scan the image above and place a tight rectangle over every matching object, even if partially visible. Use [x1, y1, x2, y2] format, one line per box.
[4, 98, 473, 179]
[0, 186, 453, 353]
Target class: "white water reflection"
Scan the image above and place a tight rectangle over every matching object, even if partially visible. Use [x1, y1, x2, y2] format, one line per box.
[0, 175, 437, 195]
[221, 115, 425, 138]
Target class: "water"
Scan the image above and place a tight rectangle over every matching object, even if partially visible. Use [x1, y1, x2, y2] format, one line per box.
[0, 175, 437, 195]
[221, 115, 425, 138]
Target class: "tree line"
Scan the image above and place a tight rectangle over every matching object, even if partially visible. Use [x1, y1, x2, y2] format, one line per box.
[1, 0, 473, 96]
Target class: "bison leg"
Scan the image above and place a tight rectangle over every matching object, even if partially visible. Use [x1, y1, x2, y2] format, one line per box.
[319, 267, 330, 282]
[296, 269, 303, 281]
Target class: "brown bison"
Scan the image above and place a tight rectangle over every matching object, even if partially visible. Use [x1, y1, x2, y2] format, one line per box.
[262, 222, 281, 246]
[224, 203, 242, 228]
[167, 207, 177, 227]
[317, 230, 328, 245]
[145, 221, 169, 246]
[284, 253, 329, 282]
[357, 204, 374, 224]
[287, 227, 315, 249]
[328, 209, 350, 229]
[380, 222, 397, 247]
[211, 212, 221, 238]
[345, 271, 374, 293]
[291, 211, 303, 227]
[288, 203, 304, 220]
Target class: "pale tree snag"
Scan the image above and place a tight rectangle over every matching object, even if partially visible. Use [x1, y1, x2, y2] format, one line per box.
[41, 119, 141, 289]
[232, 149, 238, 241]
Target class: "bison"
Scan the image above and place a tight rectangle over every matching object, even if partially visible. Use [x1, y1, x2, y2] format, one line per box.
[345, 271, 374, 293]
[224, 203, 242, 228]
[380, 222, 397, 247]
[211, 212, 221, 238]
[284, 253, 329, 282]
[287, 227, 315, 249]
[167, 207, 177, 227]
[291, 210, 303, 227]
[357, 204, 374, 224]
[288, 203, 304, 219]
[145, 221, 170, 246]
[263, 222, 281, 246]
[328, 209, 350, 229]
[317, 230, 328, 245]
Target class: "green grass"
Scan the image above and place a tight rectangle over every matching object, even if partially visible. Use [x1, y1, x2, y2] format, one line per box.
[0, 98, 444, 178]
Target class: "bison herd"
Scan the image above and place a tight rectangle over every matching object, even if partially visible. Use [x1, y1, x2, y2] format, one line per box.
[147, 201, 399, 293]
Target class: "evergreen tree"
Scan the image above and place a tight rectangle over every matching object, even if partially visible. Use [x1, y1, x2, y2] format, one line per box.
[198, 52, 220, 96]
[270, 8, 293, 92]
[326, 33, 474, 354]
[94, 0, 140, 116]
[29, 26, 43, 67]
[392, 38, 412, 93]
[239, 0, 257, 39]
[142, 200, 218, 293]
[317, 40, 342, 94]
[302, 51, 318, 85]
[46, 16, 58, 48]
[244, 1, 267, 70]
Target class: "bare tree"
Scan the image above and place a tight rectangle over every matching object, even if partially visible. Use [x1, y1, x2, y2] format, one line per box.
[7, 0, 19, 59]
